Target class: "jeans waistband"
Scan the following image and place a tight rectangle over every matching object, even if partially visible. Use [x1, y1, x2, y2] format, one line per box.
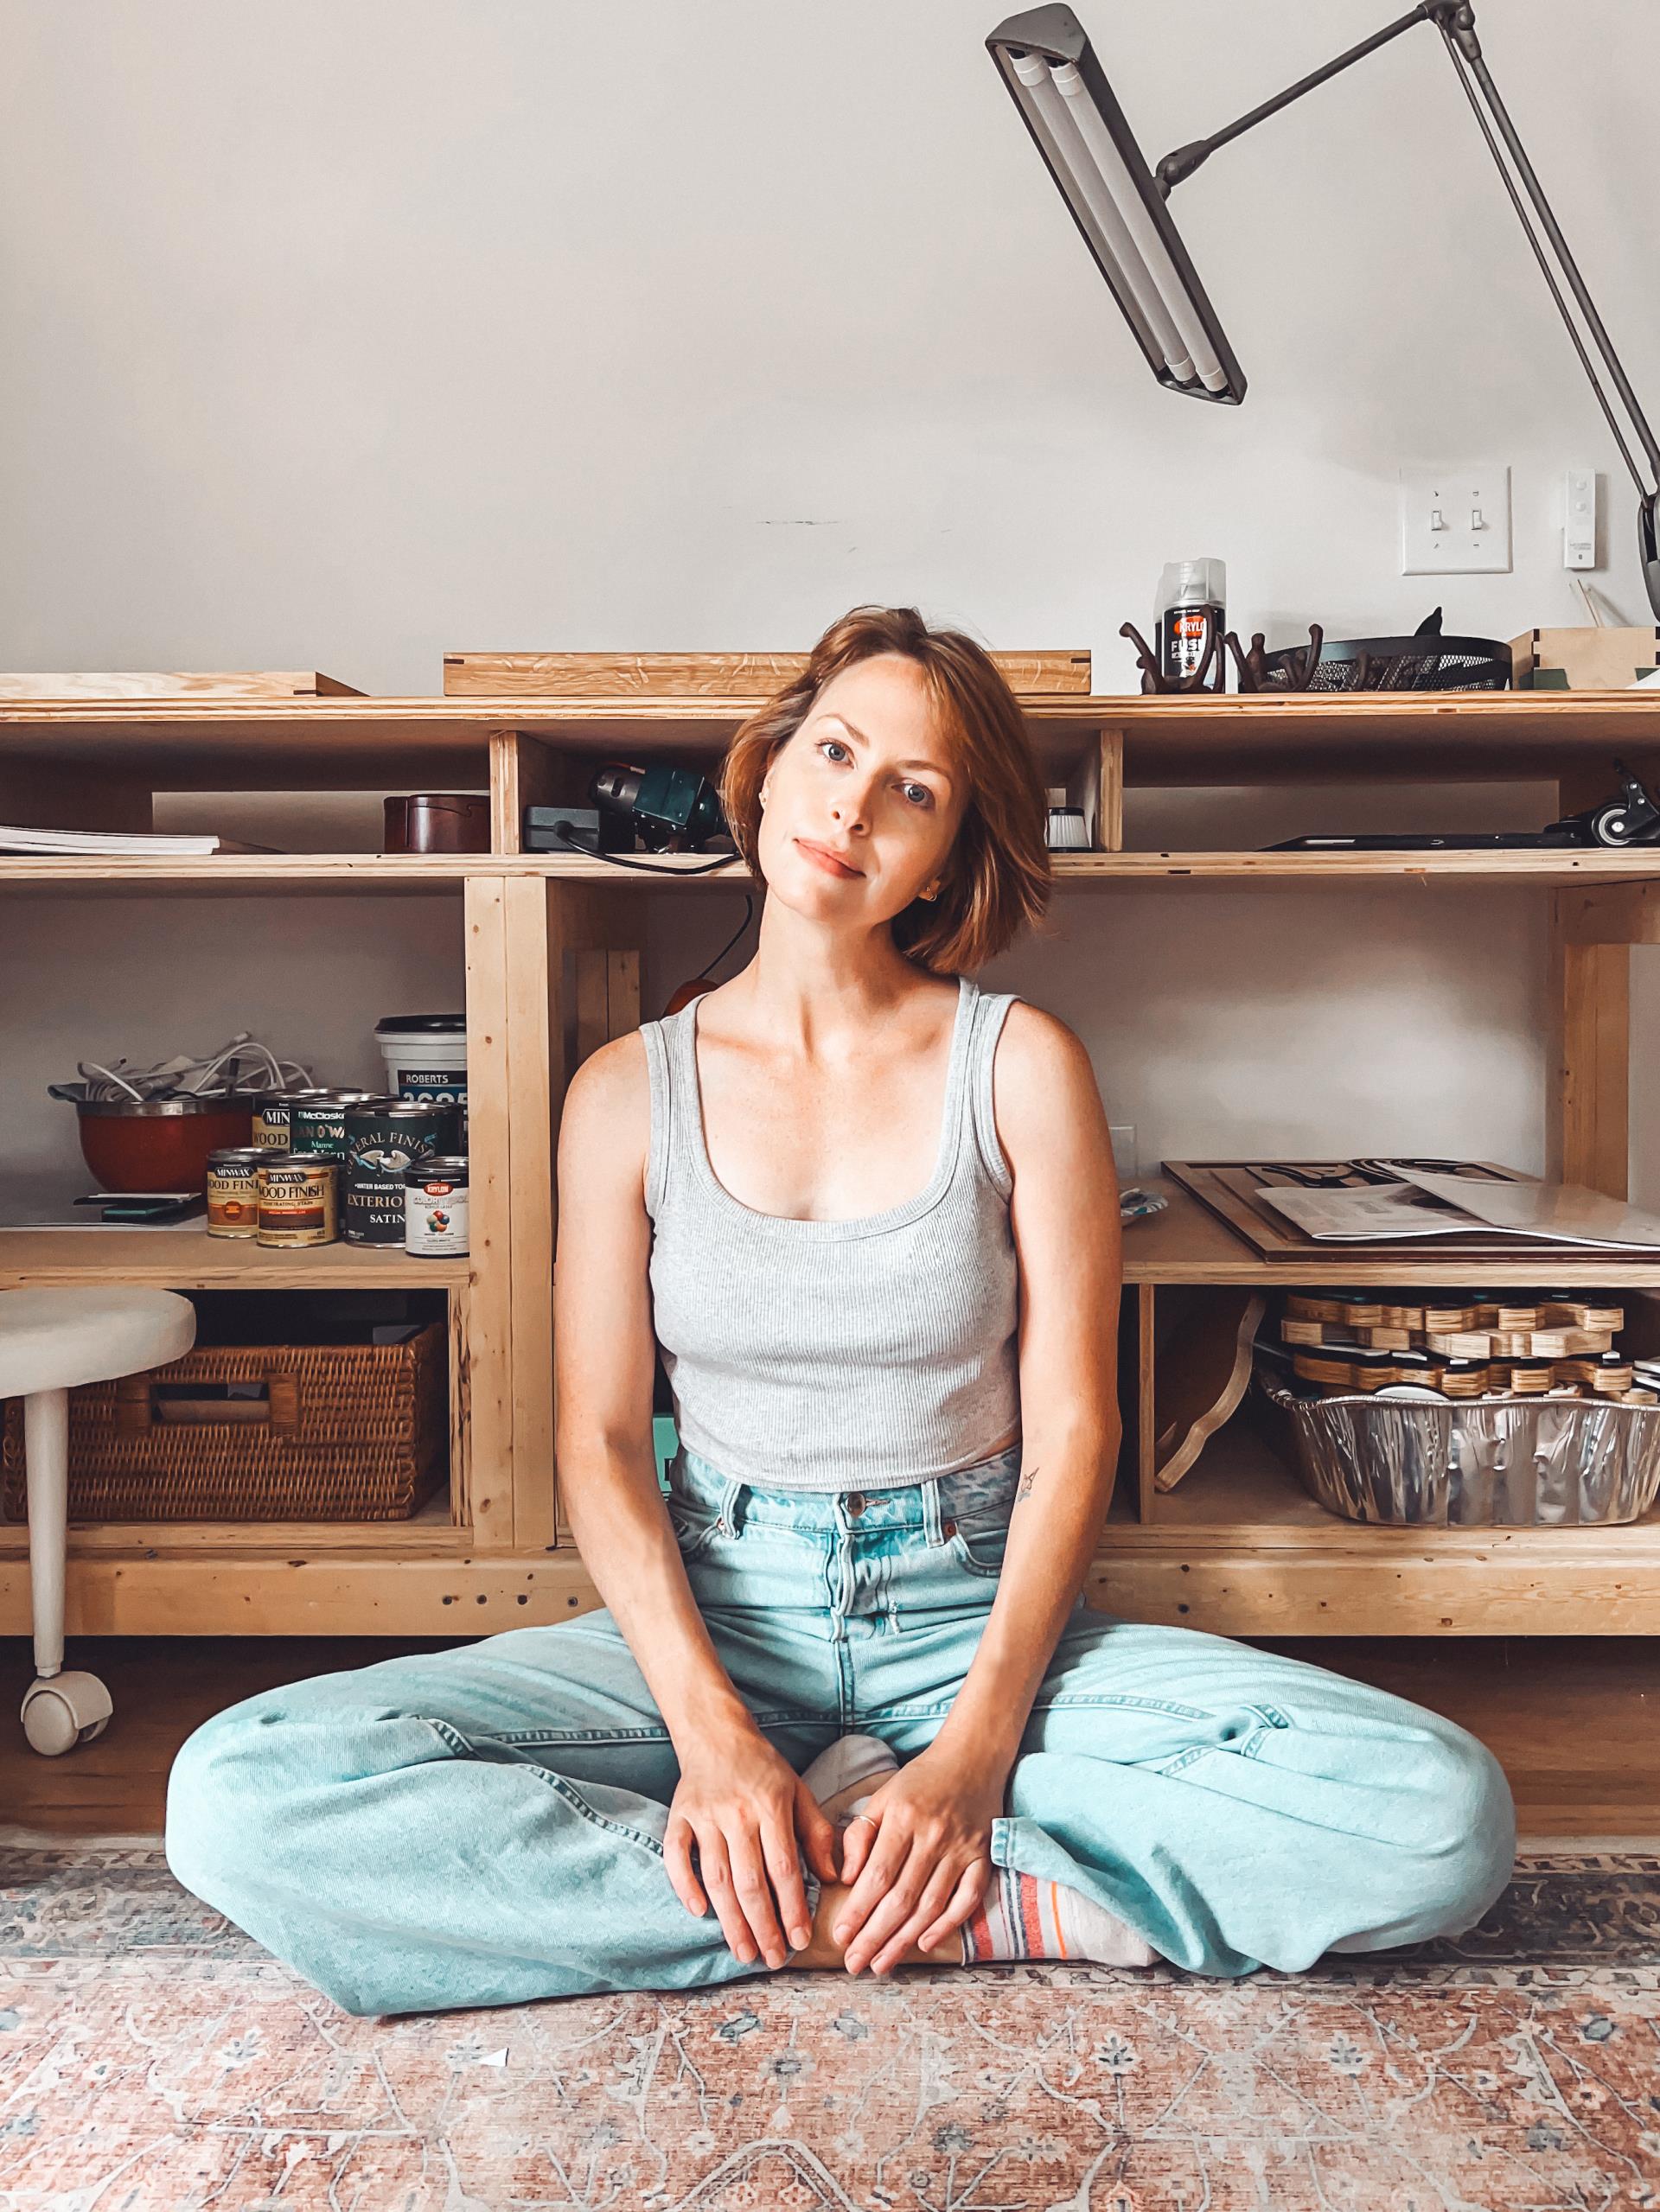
[668, 1440, 1024, 1538]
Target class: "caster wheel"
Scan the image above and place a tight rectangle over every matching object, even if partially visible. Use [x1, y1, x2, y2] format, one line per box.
[21, 1671, 113, 1756]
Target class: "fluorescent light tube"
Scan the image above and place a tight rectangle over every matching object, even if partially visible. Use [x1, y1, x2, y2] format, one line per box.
[1006, 48, 1197, 385]
[1050, 59, 1229, 392]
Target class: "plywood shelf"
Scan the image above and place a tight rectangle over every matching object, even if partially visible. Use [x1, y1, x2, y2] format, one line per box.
[0, 685, 1656, 785]
[0, 856, 482, 898]
[9, 848, 1657, 900]
[492, 850, 1660, 890]
[0, 1227, 471, 1291]
[0, 1488, 468, 1558]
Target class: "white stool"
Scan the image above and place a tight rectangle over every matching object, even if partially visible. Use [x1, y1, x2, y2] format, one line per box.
[1, 1288, 196, 1755]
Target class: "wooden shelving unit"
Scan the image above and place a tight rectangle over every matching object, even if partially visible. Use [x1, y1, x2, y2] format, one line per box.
[3, 679, 1658, 1636]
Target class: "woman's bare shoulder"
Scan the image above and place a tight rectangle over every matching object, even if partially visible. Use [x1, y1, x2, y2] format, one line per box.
[990, 1000, 1108, 1164]
[557, 1029, 650, 1194]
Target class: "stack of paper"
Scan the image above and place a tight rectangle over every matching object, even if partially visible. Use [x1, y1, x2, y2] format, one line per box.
[0, 825, 226, 856]
[1257, 1166, 1660, 1252]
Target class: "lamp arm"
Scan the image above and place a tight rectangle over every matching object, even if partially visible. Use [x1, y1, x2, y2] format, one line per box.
[1153, 3, 1438, 195]
[1154, 0, 1660, 611]
[1432, 10, 1660, 505]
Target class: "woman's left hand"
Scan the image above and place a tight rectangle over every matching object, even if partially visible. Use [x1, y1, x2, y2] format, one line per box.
[833, 1741, 1010, 1974]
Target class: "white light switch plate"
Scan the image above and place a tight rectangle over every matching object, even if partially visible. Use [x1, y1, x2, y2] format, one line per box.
[1565, 468, 1598, 569]
[1109, 1123, 1137, 1177]
[1399, 464, 1512, 574]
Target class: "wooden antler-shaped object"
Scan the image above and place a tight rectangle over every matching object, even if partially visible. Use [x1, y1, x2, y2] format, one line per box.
[1119, 614, 1225, 695]
[1224, 624, 1325, 692]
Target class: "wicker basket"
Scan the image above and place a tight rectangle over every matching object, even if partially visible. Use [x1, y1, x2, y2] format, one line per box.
[1, 1323, 447, 1522]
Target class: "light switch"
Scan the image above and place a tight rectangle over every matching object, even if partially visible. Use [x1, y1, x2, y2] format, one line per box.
[1400, 465, 1512, 574]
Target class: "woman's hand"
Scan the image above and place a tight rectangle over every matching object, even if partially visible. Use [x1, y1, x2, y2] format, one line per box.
[665, 1729, 844, 1971]
[833, 1741, 1011, 1975]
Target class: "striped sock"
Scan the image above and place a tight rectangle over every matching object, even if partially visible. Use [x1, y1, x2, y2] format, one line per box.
[963, 1866, 1156, 1967]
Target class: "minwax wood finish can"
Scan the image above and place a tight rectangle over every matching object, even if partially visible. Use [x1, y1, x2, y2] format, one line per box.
[255, 1153, 338, 1246]
[342, 1099, 461, 1245]
[252, 1087, 332, 1151]
[290, 1090, 386, 1159]
[206, 1147, 265, 1238]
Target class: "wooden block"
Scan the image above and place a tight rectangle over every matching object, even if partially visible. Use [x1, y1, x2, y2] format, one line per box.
[1510, 628, 1660, 691]
[443, 649, 1092, 698]
[0, 670, 362, 698]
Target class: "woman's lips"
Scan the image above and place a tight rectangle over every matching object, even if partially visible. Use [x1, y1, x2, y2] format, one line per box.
[796, 838, 862, 879]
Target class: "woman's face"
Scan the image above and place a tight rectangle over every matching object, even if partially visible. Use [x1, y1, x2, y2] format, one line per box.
[757, 653, 967, 928]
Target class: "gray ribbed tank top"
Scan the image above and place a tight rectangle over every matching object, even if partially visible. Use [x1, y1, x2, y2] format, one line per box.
[642, 973, 1022, 1492]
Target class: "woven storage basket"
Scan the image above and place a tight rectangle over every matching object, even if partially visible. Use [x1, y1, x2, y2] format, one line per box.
[0, 1323, 447, 1522]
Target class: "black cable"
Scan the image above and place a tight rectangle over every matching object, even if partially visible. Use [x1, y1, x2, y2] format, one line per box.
[546, 819, 750, 877]
[697, 895, 758, 985]
[545, 820, 759, 978]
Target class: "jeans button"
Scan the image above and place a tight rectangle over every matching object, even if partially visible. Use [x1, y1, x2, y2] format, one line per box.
[846, 1493, 865, 1514]
[942, 1519, 957, 1539]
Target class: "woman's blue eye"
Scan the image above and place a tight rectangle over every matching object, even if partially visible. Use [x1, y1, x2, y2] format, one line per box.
[817, 740, 931, 806]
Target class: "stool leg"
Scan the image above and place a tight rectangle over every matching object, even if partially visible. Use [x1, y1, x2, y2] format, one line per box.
[19, 1387, 112, 1755]
[24, 1388, 67, 1680]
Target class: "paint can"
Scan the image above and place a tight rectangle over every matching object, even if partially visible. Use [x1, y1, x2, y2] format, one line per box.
[342, 1099, 462, 1245]
[252, 1087, 332, 1151]
[405, 1157, 469, 1258]
[205, 1146, 265, 1238]
[255, 1153, 338, 1246]
[290, 1090, 388, 1160]
[375, 1014, 469, 1143]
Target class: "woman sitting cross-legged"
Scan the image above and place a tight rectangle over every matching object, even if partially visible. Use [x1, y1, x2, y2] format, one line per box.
[163, 604, 1516, 2016]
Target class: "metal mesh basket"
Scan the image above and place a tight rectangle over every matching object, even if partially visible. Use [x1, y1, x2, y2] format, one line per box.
[1256, 1371, 1660, 1527]
[1255, 631, 1510, 692]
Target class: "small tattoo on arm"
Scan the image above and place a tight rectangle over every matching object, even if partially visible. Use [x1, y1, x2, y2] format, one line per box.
[1017, 1463, 1039, 1501]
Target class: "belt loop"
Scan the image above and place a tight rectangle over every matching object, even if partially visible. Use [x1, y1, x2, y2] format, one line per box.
[921, 1476, 944, 1546]
[717, 1472, 746, 1536]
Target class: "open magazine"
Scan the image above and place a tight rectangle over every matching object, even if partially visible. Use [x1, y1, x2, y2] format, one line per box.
[1256, 1165, 1660, 1252]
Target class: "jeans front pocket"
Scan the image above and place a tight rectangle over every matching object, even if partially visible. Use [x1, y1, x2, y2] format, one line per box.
[665, 1496, 725, 1560]
[944, 1513, 1009, 1578]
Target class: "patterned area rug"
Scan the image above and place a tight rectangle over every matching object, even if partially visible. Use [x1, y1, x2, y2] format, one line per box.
[2, 1836, 1658, 2211]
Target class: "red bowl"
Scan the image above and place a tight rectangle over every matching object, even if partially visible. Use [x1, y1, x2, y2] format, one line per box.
[75, 1100, 255, 1194]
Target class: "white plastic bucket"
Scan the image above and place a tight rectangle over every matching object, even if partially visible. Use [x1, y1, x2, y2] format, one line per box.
[374, 1016, 469, 1113]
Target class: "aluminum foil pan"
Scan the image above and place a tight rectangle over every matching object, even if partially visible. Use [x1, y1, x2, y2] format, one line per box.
[1256, 1371, 1660, 1526]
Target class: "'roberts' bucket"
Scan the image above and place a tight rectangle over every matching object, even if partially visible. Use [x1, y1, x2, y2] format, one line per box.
[374, 1015, 468, 1120]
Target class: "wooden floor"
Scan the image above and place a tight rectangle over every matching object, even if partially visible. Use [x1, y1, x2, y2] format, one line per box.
[2, 1632, 1657, 1839]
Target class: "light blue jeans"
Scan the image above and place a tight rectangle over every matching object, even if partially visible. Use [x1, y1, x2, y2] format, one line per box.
[165, 1441, 1516, 2017]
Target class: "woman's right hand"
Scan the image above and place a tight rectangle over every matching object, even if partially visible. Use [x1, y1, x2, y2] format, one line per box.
[665, 1728, 844, 1969]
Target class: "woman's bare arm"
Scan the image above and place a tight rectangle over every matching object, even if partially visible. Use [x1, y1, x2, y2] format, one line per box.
[927, 1003, 1124, 1762]
[552, 1033, 841, 1966]
[552, 1032, 751, 1743]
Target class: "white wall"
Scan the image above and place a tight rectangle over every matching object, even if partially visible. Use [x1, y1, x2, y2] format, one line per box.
[2, 1, 1656, 1195]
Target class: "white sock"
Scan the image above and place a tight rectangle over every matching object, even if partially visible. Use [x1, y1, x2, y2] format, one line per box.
[963, 1865, 1156, 1968]
[801, 1737, 1153, 1969]
[800, 1733, 898, 1827]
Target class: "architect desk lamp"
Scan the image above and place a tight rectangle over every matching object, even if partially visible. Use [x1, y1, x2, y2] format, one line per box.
[986, 2, 1660, 617]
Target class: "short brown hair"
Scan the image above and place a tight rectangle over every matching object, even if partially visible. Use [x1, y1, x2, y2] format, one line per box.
[719, 605, 1053, 973]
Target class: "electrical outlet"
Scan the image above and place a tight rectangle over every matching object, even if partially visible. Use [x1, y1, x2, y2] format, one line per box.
[1109, 1123, 1137, 1178]
[1399, 464, 1512, 574]
[1565, 468, 1598, 568]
